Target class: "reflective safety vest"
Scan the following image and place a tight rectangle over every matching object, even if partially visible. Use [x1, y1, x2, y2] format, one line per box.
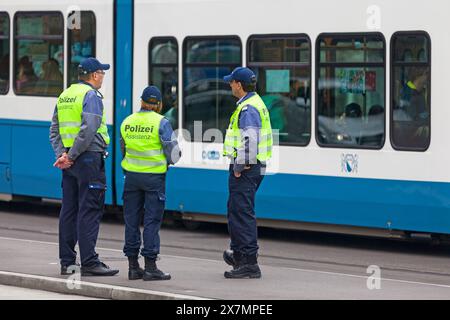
[223, 93, 273, 162]
[120, 111, 167, 174]
[57, 83, 110, 147]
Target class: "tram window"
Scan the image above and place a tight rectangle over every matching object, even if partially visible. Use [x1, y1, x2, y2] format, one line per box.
[248, 35, 311, 146]
[391, 32, 431, 151]
[68, 11, 96, 86]
[149, 37, 178, 129]
[183, 36, 241, 141]
[316, 34, 385, 149]
[0, 13, 9, 95]
[14, 12, 63, 96]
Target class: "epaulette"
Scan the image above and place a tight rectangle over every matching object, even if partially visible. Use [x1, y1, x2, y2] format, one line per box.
[95, 90, 104, 99]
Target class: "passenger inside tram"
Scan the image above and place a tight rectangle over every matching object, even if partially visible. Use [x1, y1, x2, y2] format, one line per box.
[394, 66, 430, 146]
[261, 78, 311, 144]
[400, 67, 429, 122]
[35, 58, 63, 96]
[16, 56, 38, 94]
[336, 102, 363, 144]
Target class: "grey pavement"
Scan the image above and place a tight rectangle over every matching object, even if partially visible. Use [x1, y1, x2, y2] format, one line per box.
[0, 284, 101, 300]
[1, 208, 450, 299]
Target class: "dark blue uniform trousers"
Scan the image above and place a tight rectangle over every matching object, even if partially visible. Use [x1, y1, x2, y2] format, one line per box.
[122, 171, 166, 260]
[59, 151, 106, 268]
[227, 163, 264, 257]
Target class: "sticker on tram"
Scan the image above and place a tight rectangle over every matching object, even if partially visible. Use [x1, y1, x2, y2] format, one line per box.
[202, 150, 220, 161]
[341, 154, 359, 174]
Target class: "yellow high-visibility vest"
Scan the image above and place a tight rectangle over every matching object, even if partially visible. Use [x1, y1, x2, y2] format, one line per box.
[120, 111, 167, 174]
[57, 83, 110, 147]
[223, 93, 273, 162]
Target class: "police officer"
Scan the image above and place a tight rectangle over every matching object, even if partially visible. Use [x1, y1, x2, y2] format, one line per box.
[50, 57, 118, 277]
[222, 67, 273, 279]
[120, 86, 181, 281]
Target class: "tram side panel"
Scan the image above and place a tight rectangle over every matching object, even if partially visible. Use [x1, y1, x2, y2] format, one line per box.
[0, 0, 115, 204]
[133, 0, 450, 236]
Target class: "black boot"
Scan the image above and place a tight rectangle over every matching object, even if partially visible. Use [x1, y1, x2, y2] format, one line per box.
[223, 250, 242, 269]
[128, 256, 144, 280]
[224, 254, 261, 279]
[143, 257, 171, 281]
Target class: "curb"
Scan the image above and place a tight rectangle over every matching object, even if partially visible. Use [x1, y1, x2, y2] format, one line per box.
[0, 271, 208, 300]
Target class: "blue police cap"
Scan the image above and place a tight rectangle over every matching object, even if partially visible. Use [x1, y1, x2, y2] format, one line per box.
[141, 86, 162, 104]
[223, 67, 257, 85]
[78, 57, 110, 74]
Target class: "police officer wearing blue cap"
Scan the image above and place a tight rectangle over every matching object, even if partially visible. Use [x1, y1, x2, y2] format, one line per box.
[50, 57, 119, 276]
[120, 86, 181, 281]
[222, 67, 273, 279]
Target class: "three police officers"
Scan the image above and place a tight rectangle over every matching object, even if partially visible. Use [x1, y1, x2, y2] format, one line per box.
[222, 67, 273, 279]
[120, 86, 181, 281]
[51, 59, 272, 281]
[50, 57, 119, 276]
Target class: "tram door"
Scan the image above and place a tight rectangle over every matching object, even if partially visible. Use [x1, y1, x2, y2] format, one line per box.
[114, 0, 133, 205]
[0, 126, 11, 196]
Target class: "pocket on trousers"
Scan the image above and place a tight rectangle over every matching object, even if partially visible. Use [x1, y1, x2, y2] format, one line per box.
[241, 168, 261, 188]
[156, 192, 166, 217]
[158, 192, 166, 202]
[87, 182, 106, 210]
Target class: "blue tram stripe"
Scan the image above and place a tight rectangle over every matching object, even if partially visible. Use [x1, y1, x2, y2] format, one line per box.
[163, 167, 450, 235]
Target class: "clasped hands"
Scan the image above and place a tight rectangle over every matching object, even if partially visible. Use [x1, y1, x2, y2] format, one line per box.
[53, 152, 74, 170]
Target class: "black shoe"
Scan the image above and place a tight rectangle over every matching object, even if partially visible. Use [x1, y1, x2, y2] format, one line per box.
[81, 262, 119, 276]
[143, 269, 171, 281]
[223, 250, 236, 267]
[224, 264, 261, 279]
[143, 257, 171, 281]
[127, 256, 144, 280]
[61, 263, 80, 276]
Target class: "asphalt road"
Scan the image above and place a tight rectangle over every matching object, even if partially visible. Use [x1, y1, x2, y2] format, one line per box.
[0, 202, 450, 299]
